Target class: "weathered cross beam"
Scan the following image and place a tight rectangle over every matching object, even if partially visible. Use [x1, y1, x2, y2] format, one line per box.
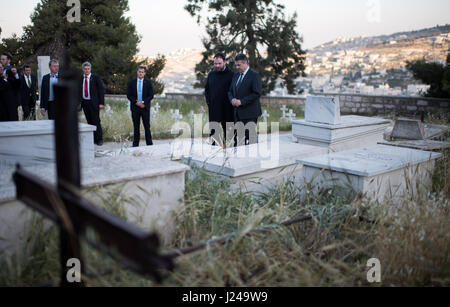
[13, 55, 173, 286]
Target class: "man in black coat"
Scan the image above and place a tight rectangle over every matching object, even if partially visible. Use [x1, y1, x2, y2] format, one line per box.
[1, 53, 12, 78]
[19, 65, 37, 120]
[205, 53, 234, 146]
[40, 59, 59, 120]
[79, 62, 105, 146]
[127, 66, 154, 147]
[227, 54, 262, 146]
[0, 64, 21, 122]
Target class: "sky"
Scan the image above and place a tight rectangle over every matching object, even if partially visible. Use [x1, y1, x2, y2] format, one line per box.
[1, 0, 450, 56]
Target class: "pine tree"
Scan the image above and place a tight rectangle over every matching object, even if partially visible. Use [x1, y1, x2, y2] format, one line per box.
[185, 0, 307, 95]
[0, 0, 165, 94]
[406, 53, 450, 98]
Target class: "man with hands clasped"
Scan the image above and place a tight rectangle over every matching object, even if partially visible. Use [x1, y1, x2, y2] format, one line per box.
[127, 66, 154, 147]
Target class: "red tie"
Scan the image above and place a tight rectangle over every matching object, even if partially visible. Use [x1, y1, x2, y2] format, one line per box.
[84, 75, 89, 98]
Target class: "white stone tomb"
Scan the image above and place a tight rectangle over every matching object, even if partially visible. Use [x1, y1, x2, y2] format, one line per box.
[297, 144, 442, 202]
[292, 96, 391, 152]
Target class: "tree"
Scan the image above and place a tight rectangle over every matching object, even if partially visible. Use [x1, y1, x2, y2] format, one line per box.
[406, 53, 450, 98]
[0, 0, 165, 94]
[143, 55, 167, 96]
[185, 0, 306, 95]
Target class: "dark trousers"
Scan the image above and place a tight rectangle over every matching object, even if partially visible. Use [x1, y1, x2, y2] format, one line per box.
[210, 121, 234, 147]
[234, 117, 258, 147]
[82, 99, 103, 144]
[47, 101, 56, 120]
[22, 97, 36, 120]
[0, 100, 7, 121]
[4, 100, 18, 121]
[132, 108, 153, 147]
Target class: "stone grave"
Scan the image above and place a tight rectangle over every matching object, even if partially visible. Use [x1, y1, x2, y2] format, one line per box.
[391, 118, 425, 140]
[0, 120, 96, 166]
[379, 140, 450, 152]
[292, 95, 391, 152]
[182, 138, 328, 192]
[297, 144, 442, 202]
[0, 155, 190, 253]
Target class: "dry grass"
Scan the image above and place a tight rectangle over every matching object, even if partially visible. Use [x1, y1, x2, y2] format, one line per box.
[1, 161, 448, 287]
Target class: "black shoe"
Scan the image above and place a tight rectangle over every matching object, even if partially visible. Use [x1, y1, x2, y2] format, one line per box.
[97, 140, 103, 146]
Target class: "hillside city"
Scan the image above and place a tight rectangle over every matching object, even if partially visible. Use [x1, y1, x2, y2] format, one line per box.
[157, 25, 450, 97]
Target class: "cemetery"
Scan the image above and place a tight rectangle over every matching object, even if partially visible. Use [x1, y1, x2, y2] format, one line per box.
[1, 82, 448, 287]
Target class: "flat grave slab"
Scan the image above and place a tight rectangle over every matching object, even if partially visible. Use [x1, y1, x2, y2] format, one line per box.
[0, 155, 190, 254]
[183, 140, 328, 192]
[297, 144, 442, 202]
[0, 120, 96, 166]
[379, 140, 450, 152]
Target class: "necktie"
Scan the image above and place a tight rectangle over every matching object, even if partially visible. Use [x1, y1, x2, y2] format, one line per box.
[84, 75, 89, 99]
[236, 73, 244, 88]
[26, 76, 30, 88]
[138, 80, 143, 102]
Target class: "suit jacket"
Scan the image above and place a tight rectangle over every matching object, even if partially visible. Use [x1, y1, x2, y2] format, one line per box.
[127, 78, 154, 111]
[40, 74, 54, 110]
[19, 74, 37, 106]
[0, 73, 21, 120]
[227, 68, 262, 120]
[79, 74, 105, 108]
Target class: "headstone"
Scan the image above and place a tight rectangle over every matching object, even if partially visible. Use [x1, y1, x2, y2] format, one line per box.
[154, 102, 161, 113]
[188, 110, 195, 121]
[172, 109, 183, 123]
[391, 118, 425, 140]
[286, 109, 296, 122]
[297, 144, 442, 202]
[0, 121, 96, 166]
[292, 95, 391, 152]
[105, 104, 113, 116]
[262, 110, 270, 122]
[305, 95, 340, 125]
[37, 56, 51, 106]
[280, 105, 288, 119]
[150, 107, 157, 119]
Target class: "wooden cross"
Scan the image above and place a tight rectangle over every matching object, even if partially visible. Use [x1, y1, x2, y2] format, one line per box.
[13, 59, 173, 287]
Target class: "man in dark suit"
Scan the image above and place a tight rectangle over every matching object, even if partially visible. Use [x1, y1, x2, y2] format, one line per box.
[79, 62, 105, 146]
[127, 66, 154, 147]
[227, 54, 262, 146]
[19, 65, 37, 120]
[0, 63, 21, 122]
[205, 53, 235, 147]
[40, 59, 59, 120]
[0, 53, 12, 78]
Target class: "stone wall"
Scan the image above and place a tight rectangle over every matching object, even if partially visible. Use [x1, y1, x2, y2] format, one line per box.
[107, 92, 450, 116]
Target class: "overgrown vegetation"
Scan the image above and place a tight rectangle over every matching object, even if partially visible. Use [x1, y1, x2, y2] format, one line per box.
[1, 154, 448, 286]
